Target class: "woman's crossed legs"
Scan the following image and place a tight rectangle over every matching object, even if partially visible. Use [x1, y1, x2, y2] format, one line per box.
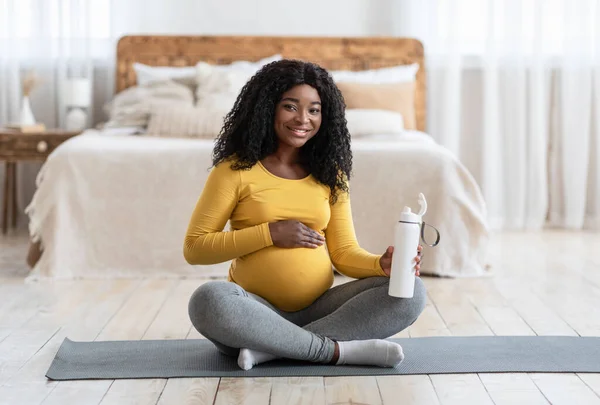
[188, 276, 426, 370]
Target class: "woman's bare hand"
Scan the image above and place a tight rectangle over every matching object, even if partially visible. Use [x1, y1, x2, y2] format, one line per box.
[268, 220, 325, 248]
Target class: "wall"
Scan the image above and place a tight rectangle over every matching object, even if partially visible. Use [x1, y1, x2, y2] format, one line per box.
[111, 0, 394, 37]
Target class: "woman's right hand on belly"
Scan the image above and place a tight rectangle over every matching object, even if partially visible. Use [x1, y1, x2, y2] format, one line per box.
[268, 220, 326, 249]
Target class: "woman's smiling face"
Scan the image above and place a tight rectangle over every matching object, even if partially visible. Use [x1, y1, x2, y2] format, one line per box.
[273, 84, 322, 148]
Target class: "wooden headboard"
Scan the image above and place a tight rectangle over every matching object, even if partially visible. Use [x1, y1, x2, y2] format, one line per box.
[116, 35, 426, 131]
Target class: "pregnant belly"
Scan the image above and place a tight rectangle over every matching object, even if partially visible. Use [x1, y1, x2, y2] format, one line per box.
[230, 245, 334, 312]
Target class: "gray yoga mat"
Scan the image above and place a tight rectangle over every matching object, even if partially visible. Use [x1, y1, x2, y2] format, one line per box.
[46, 336, 600, 380]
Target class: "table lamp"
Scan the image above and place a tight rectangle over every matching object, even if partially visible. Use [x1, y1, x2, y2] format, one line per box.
[63, 78, 91, 131]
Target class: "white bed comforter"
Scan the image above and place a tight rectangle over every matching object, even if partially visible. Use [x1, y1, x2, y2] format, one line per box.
[25, 129, 490, 281]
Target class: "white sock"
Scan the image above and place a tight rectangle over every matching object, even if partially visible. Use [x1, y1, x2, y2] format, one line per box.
[237, 348, 279, 371]
[336, 339, 404, 367]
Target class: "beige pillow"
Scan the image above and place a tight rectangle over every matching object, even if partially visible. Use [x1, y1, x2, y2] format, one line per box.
[336, 81, 416, 130]
[146, 103, 228, 139]
[103, 80, 194, 128]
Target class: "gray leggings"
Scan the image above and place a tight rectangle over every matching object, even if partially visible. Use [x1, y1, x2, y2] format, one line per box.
[188, 276, 427, 364]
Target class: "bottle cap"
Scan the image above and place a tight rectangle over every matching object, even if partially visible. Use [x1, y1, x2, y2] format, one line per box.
[417, 193, 428, 216]
[399, 193, 428, 224]
[399, 206, 421, 223]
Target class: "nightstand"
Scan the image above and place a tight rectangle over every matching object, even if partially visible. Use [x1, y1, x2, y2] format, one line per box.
[0, 129, 81, 234]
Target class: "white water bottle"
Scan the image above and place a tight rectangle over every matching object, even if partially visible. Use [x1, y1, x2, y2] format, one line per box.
[388, 193, 428, 298]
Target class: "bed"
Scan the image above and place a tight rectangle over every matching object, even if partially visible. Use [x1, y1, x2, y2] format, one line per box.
[25, 35, 490, 280]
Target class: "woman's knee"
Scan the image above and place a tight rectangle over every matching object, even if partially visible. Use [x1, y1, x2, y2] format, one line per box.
[188, 281, 243, 334]
[387, 277, 427, 323]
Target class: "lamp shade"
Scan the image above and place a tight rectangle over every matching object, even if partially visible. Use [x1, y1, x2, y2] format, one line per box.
[62, 78, 92, 107]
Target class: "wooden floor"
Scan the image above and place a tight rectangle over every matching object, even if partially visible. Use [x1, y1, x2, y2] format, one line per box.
[1, 229, 600, 405]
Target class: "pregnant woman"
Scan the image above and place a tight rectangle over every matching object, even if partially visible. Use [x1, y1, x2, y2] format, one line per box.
[184, 59, 426, 370]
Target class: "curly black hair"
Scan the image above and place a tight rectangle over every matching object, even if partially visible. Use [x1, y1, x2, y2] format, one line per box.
[211, 59, 352, 203]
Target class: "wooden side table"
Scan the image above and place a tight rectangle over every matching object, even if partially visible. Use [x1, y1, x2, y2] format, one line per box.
[0, 129, 81, 234]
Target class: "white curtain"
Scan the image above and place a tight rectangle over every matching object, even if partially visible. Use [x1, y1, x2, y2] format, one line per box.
[0, 0, 114, 229]
[394, 0, 600, 230]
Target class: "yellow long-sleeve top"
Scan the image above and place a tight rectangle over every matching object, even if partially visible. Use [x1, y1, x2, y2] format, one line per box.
[183, 160, 386, 312]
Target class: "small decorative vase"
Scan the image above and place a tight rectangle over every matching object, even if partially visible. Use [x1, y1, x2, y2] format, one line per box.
[20, 96, 36, 126]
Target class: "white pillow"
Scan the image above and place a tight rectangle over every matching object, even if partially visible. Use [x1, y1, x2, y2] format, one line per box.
[133, 63, 197, 87]
[134, 55, 282, 88]
[196, 54, 282, 74]
[195, 54, 282, 109]
[345, 109, 405, 138]
[213, 54, 282, 73]
[332, 63, 419, 84]
[195, 64, 253, 98]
